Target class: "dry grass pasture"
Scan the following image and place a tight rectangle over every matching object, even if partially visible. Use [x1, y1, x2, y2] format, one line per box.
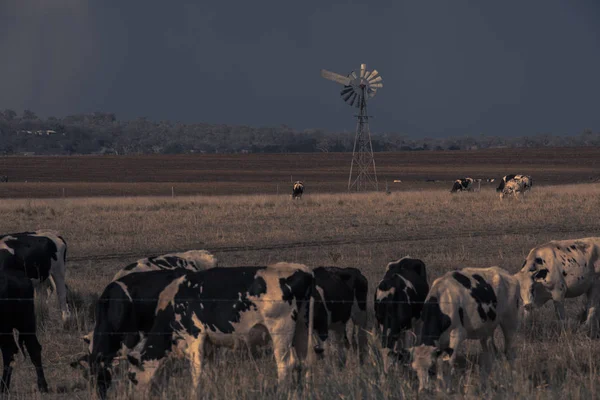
[1, 147, 599, 197]
[1, 183, 600, 399]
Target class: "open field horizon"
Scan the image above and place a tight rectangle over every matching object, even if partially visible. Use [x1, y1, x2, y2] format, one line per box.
[1, 147, 599, 198]
[2, 184, 600, 398]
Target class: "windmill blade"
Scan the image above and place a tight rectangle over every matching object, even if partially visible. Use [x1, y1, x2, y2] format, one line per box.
[350, 71, 358, 80]
[367, 70, 380, 80]
[360, 64, 367, 78]
[348, 92, 358, 106]
[369, 76, 383, 84]
[369, 83, 383, 89]
[321, 69, 352, 86]
[340, 86, 354, 96]
[342, 88, 356, 102]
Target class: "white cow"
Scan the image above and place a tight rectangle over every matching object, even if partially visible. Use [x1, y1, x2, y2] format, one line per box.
[516, 237, 600, 336]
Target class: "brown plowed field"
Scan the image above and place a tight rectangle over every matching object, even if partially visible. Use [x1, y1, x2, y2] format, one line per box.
[0, 147, 599, 197]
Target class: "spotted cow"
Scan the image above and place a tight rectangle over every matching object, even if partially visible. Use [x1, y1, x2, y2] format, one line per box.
[0, 230, 69, 322]
[126, 263, 328, 397]
[407, 267, 520, 392]
[450, 178, 474, 193]
[292, 181, 304, 199]
[374, 257, 429, 373]
[0, 253, 49, 393]
[112, 249, 217, 281]
[516, 237, 600, 336]
[496, 174, 533, 194]
[313, 266, 369, 364]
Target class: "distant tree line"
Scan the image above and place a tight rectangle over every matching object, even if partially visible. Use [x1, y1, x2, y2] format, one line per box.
[0, 109, 598, 155]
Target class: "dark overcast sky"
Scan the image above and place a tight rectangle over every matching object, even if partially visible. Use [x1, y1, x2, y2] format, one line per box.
[0, 0, 599, 137]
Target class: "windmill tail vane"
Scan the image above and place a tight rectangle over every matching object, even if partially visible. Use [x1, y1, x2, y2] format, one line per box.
[320, 63, 383, 191]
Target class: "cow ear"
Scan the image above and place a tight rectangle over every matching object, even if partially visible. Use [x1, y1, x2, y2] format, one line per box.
[533, 269, 549, 281]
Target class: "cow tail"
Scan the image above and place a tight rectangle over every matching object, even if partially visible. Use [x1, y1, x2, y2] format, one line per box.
[307, 289, 315, 365]
[17, 334, 27, 360]
[58, 235, 67, 264]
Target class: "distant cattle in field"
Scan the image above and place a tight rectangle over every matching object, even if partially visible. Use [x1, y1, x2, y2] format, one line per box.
[374, 257, 429, 373]
[499, 175, 532, 199]
[406, 267, 520, 393]
[0, 261, 49, 393]
[450, 177, 474, 193]
[516, 237, 600, 337]
[313, 266, 368, 364]
[126, 263, 328, 397]
[496, 174, 533, 193]
[292, 181, 304, 199]
[112, 249, 217, 281]
[0, 230, 69, 322]
[0, 176, 7, 182]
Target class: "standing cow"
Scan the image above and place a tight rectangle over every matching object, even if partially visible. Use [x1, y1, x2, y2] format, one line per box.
[0, 252, 49, 393]
[450, 178, 474, 193]
[0, 230, 69, 322]
[0, 176, 7, 182]
[516, 237, 600, 336]
[126, 263, 328, 397]
[292, 181, 304, 199]
[496, 174, 533, 194]
[374, 257, 429, 373]
[313, 266, 368, 364]
[73, 250, 217, 398]
[406, 267, 520, 393]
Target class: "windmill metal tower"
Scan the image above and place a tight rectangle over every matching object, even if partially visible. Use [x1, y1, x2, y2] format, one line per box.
[321, 64, 383, 192]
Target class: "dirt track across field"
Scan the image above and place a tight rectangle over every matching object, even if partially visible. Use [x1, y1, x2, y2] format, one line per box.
[1, 147, 599, 197]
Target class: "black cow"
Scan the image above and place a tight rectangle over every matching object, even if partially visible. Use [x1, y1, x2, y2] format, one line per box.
[374, 257, 429, 373]
[126, 263, 328, 397]
[0, 254, 48, 393]
[313, 266, 368, 364]
[292, 181, 304, 199]
[450, 177, 474, 193]
[0, 230, 69, 322]
[72, 269, 191, 399]
[0, 176, 7, 183]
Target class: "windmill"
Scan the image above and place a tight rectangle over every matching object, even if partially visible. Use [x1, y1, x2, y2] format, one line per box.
[321, 64, 383, 192]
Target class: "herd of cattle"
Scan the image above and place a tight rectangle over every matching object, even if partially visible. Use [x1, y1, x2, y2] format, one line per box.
[2, 230, 600, 396]
[450, 174, 533, 198]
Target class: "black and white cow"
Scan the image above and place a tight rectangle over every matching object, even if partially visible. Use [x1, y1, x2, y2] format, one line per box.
[0, 230, 69, 322]
[450, 178, 474, 193]
[126, 263, 328, 397]
[0, 253, 49, 393]
[496, 174, 533, 193]
[313, 266, 368, 364]
[374, 257, 429, 373]
[74, 269, 194, 398]
[407, 267, 520, 393]
[292, 181, 304, 199]
[112, 249, 217, 281]
[515, 237, 600, 336]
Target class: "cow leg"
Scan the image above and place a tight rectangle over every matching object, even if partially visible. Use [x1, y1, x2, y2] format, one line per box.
[22, 334, 49, 393]
[351, 308, 368, 364]
[500, 323, 517, 367]
[271, 327, 297, 387]
[437, 328, 464, 393]
[46, 275, 57, 302]
[583, 282, 600, 338]
[186, 334, 207, 397]
[50, 268, 70, 322]
[478, 338, 494, 392]
[553, 301, 566, 322]
[0, 340, 18, 393]
[330, 323, 349, 367]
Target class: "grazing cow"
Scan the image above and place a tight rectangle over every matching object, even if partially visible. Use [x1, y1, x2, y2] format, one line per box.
[313, 266, 368, 364]
[450, 178, 474, 193]
[407, 267, 520, 393]
[0, 254, 49, 393]
[516, 237, 600, 336]
[0, 176, 7, 182]
[374, 257, 429, 373]
[112, 249, 217, 281]
[126, 263, 328, 397]
[499, 175, 532, 199]
[292, 181, 304, 199]
[496, 174, 533, 193]
[74, 269, 196, 398]
[0, 230, 69, 322]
